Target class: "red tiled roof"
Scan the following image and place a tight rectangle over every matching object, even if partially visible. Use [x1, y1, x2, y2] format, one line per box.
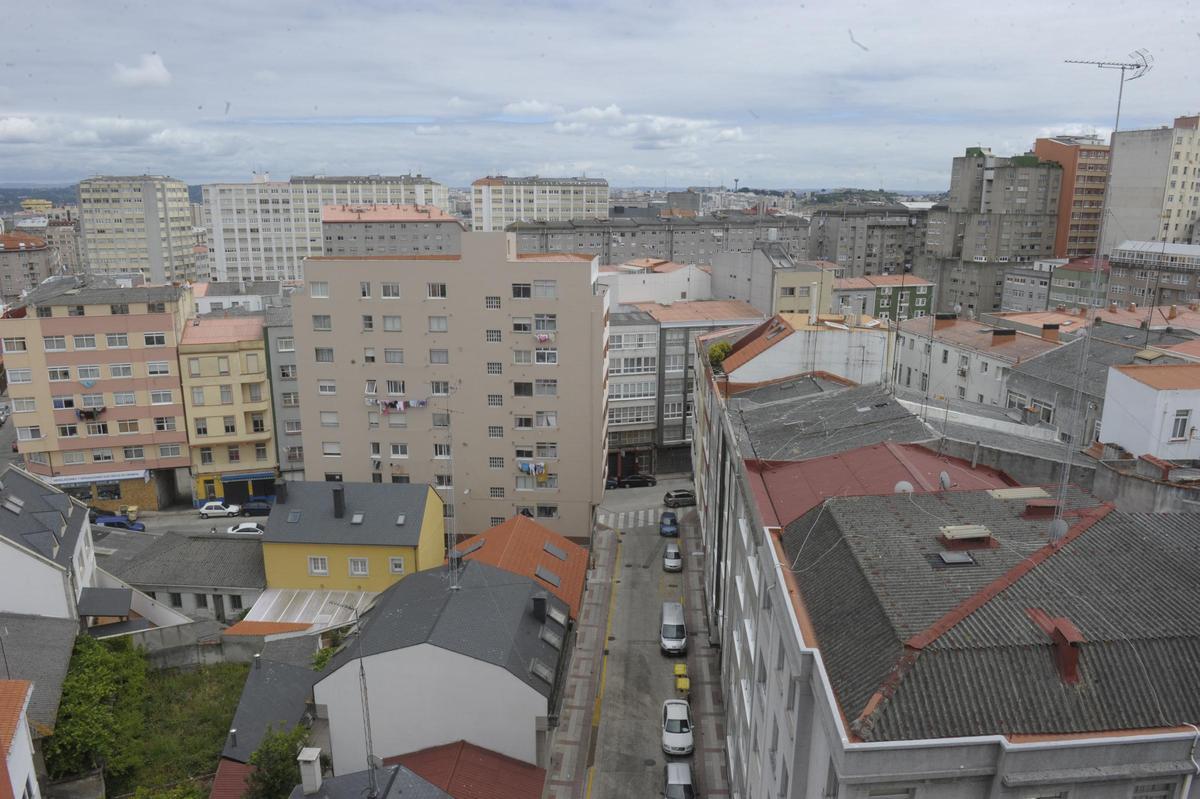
[0, 681, 31, 756]
[455, 516, 587, 618]
[1113, 363, 1200, 390]
[209, 758, 253, 799]
[0, 234, 47, 251]
[746, 442, 1014, 528]
[721, 316, 794, 373]
[513, 253, 593, 262]
[388, 740, 545, 799]
[222, 621, 311, 637]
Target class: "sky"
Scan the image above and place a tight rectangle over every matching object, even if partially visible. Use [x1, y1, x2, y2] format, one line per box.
[0, 0, 1196, 190]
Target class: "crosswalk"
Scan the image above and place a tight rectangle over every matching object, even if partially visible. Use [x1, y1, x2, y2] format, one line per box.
[595, 507, 661, 530]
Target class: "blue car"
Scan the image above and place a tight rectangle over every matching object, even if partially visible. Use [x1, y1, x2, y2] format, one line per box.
[94, 515, 146, 532]
[659, 511, 679, 537]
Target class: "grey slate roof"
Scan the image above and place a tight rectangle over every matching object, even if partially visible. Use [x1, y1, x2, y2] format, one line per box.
[1009, 333, 1189, 400]
[780, 489, 1200, 741]
[730, 383, 931, 461]
[16, 274, 183, 310]
[223, 654, 327, 762]
[287, 766, 450, 799]
[324, 560, 567, 698]
[0, 465, 88, 571]
[76, 587, 132, 617]
[265, 483, 432, 547]
[0, 612, 79, 736]
[96, 532, 266, 590]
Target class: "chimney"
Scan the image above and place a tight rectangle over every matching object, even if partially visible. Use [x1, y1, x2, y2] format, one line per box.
[531, 593, 547, 623]
[990, 329, 1017, 346]
[1021, 499, 1059, 519]
[933, 312, 957, 331]
[1040, 323, 1060, 343]
[1055, 304, 1066, 312]
[253, 653, 261, 670]
[1169, 304, 1178, 320]
[1109, 301, 1118, 313]
[332, 485, 345, 519]
[228, 728, 238, 749]
[1027, 608, 1084, 685]
[1128, 302, 1137, 312]
[298, 747, 323, 795]
[275, 480, 288, 505]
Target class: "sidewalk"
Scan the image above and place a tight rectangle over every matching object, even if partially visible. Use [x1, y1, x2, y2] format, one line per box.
[543, 524, 618, 799]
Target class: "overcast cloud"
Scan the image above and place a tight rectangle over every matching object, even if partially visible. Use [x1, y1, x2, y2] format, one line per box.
[0, 0, 1194, 189]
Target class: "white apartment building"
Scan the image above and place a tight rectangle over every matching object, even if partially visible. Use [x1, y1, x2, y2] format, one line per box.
[471, 176, 609, 232]
[201, 174, 450, 282]
[1101, 363, 1200, 460]
[78, 175, 197, 282]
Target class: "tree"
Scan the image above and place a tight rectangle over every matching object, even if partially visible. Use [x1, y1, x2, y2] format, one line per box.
[45, 636, 147, 780]
[131, 783, 206, 799]
[245, 726, 310, 799]
[708, 341, 732, 367]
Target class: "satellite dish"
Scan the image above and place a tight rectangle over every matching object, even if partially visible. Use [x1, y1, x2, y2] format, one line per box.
[953, 303, 963, 316]
[1049, 518, 1069, 542]
[894, 481, 914, 494]
[939, 471, 952, 491]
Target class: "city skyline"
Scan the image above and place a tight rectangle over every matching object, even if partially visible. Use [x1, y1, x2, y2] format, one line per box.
[0, 0, 1194, 189]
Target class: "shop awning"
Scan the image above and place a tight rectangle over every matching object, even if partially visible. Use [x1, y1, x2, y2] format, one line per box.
[219, 471, 277, 483]
[47, 469, 148, 486]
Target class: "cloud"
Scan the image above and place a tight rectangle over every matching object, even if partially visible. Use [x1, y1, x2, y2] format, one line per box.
[715, 127, 747, 143]
[253, 69, 280, 83]
[112, 53, 172, 88]
[0, 117, 46, 143]
[501, 99, 562, 117]
[564, 104, 624, 123]
[415, 125, 441, 136]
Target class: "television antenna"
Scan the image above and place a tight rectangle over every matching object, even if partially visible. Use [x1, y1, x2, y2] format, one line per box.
[1064, 50, 1153, 132]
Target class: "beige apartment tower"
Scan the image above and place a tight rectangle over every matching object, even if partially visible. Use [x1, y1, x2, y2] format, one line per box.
[472, 176, 609, 231]
[292, 233, 608, 543]
[78, 175, 197, 282]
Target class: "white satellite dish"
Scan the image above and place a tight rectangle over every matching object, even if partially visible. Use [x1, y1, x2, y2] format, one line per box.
[894, 481, 914, 494]
[939, 471, 952, 491]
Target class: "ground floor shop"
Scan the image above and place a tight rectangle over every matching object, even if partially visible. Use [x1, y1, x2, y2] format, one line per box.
[192, 469, 278, 506]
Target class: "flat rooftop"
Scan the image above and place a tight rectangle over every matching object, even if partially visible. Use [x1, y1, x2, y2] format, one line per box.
[632, 299, 763, 324]
[181, 315, 265, 345]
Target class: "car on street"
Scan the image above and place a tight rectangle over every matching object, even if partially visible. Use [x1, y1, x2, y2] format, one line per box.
[198, 500, 241, 518]
[664, 489, 696, 508]
[227, 522, 266, 536]
[664, 762, 695, 799]
[240, 501, 272, 517]
[93, 515, 146, 532]
[605, 476, 619, 490]
[660, 601, 688, 655]
[617, 473, 657, 488]
[661, 700, 694, 756]
[663, 542, 683, 572]
[659, 510, 679, 537]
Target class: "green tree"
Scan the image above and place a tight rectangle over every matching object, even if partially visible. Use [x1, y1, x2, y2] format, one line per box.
[45, 636, 147, 780]
[245, 726, 309, 799]
[131, 783, 206, 799]
[708, 341, 732, 367]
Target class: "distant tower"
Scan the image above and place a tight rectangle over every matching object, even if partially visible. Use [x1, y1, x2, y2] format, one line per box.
[734, 178, 740, 192]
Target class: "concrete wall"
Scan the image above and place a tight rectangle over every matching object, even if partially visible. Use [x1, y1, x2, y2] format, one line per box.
[1091, 459, 1200, 513]
[712, 250, 774, 314]
[596, 265, 712, 306]
[0, 540, 72, 618]
[726, 328, 891, 387]
[93, 568, 192, 628]
[1102, 128, 1172, 255]
[930, 436, 1095, 493]
[1101, 367, 1200, 460]
[44, 771, 104, 799]
[6, 696, 40, 799]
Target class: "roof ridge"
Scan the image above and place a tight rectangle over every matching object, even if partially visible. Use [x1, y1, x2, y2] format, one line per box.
[849, 502, 1113, 739]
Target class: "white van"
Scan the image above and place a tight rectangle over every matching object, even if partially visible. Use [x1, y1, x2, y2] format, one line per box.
[660, 601, 687, 655]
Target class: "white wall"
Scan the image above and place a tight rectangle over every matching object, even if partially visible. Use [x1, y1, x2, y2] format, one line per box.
[597, 265, 712, 306]
[1102, 368, 1200, 459]
[316, 642, 548, 774]
[72, 520, 97, 595]
[93, 569, 192, 628]
[5, 697, 39, 799]
[726, 328, 892, 387]
[0, 539, 71, 618]
[894, 335, 1010, 406]
[195, 294, 267, 315]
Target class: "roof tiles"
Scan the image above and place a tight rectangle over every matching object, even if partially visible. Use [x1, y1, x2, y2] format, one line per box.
[390, 740, 546, 799]
[1113, 363, 1200, 390]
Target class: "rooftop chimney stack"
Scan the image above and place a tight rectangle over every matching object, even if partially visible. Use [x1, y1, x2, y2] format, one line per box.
[531, 593, 547, 623]
[298, 747, 323, 795]
[933, 312, 957, 331]
[1040, 323, 1060, 343]
[1027, 608, 1084, 685]
[332, 485, 345, 519]
[990, 329, 1017, 347]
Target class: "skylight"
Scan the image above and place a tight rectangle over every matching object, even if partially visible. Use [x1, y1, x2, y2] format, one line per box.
[535, 565, 561, 587]
[287, 510, 302, 523]
[547, 604, 568, 627]
[540, 625, 563, 650]
[395, 513, 406, 526]
[2, 495, 24, 515]
[543, 541, 566, 561]
[530, 658, 555, 684]
[351, 512, 364, 525]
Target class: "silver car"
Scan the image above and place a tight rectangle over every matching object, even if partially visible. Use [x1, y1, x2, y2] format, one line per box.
[663, 542, 683, 572]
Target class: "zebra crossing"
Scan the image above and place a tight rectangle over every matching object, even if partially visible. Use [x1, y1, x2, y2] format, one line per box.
[595, 506, 662, 531]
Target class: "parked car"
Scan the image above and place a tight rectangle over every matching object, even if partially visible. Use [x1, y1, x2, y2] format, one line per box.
[618, 473, 657, 488]
[247, 495, 274, 504]
[664, 489, 696, 508]
[661, 700, 694, 756]
[660, 601, 687, 655]
[605, 477, 619, 490]
[94, 515, 146, 532]
[227, 522, 265, 536]
[659, 510, 679, 537]
[663, 542, 683, 572]
[664, 762, 695, 799]
[198, 500, 241, 518]
[241, 501, 272, 517]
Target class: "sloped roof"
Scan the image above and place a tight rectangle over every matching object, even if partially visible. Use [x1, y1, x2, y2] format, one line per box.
[264, 483, 433, 547]
[721, 316, 794, 374]
[0, 465, 89, 571]
[287, 766, 449, 799]
[76, 587, 132, 617]
[1011, 336, 1187, 399]
[780, 489, 1200, 741]
[222, 645, 328, 762]
[898, 316, 1061, 363]
[0, 681, 31, 755]
[98, 531, 265, 590]
[632, 300, 763, 324]
[210, 758, 253, 799]
[0, 613, 78, 737]
[453, 516, 587, 618]
[322, 560, 567, 698]
[390, 740, 546, 799]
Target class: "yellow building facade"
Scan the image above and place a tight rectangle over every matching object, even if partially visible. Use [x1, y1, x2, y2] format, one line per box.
[178, 315, 278, 504]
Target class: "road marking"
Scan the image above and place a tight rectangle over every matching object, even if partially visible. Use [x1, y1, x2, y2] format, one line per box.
[585, 537, 620, 799]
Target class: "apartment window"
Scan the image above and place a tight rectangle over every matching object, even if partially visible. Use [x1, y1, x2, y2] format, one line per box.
[318, 380, 337, 395]
[150, 390, 172, 404]
[488, 425, 503, 437]
[386, 379, 405, 395]
[382, 282, 401, 298]
[534, 313, 557, 332]
[485, 296, 501, 309]
[515, 415, 533, 429]
[43, 336, 66, 351]
[169, 593, 183, 608]
[434, 474, 452, 487]
[1133, 783, 1178, 799]
[315, 347, 334, 363]
[487, 362, 503, 375]
[361, 314, 374, 331]
[363, 379, 378, 396]
[279, 364, 297, 379]
[348, 557, 369, 577]
[154, 417, 176, 432]
[308, 556, 329, 576]
[360, 281, 372, 298]
[535, 348, 557, 364]
[92, 448, 113, 463]
[121, 445, 145, 460]
[276, 337, 295, 352]
[286, 445, 303, 462]
[188, 358, 201, 377]
[533, 280, 557, 298]
[780, 286, 796, 297]
[324, 473, 343, 482]
[512, 283, 532, 299]
[362, 346, 376, 364]
[536, 410, 558, 428]
[489, 487, 505, 498]
[534, 379, 558, 396]
[536, 442, 558, 457]
[73, 334, 96, 350]
[383, 315, 402, 332]
[389, 443, 409, 459]
[11, 398, 34, 413]
[487, 394, 503, 406]
[1172, 409, 1191, 440]
[432, 412, 450, 427]
[227, 445, 241, 463]
[513, 317, 531, 333]
[191, 387, 206, 406]
[77, 366, 100, 380]
[16, 425, 42, 441]
[428, 315, 448, 332]
[430, 349, 449, 364]
[312, 314, 332, 331]
[144, 332, 166, 347]
[86, 421, 109, 436]
[284, 419, 302, 434]
[7, 369, 32, 384]
[427, 282, 448, 299]
[195, 418, 209, 436]
[536, 505, 557, 519]
[489, 456, 505, 468]
[941, 349, 949, 364]
[486, 329, 502, 343]
[282, 392, 300, 408]
[224, 416, 237, 434]
[1, 338, 25, 353]
[321, 441, 342, 457]
[513, 350, 532, 364]
[148, 361, 169, 376]
[434, 443, 452, 458]
[389, 556, 405, 574]
[514, 382, 533, 397]
[63, 451, 84, 465]
[309, 281, 330, 298]
[383, 348, 404, 364]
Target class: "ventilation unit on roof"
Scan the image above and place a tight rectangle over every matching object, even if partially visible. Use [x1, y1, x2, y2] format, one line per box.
[939, 524, 992, 541]
[2, 495, 25, 515]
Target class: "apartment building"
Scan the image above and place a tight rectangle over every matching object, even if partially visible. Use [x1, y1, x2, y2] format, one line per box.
[712, 244, 838, 318]
[179, 315, 278, 504]
[0, 234, 56, 303]
[606, 308, 661, 476]
[321, 204, 463, 256]
[192, 281, 285, 315]
[1032, 135, 1110, 258]
[921, 148, 1061, 315]
[201, 174, 450, 282]
[831, 273, 934, 320]
[1101, 114, 1200, 254]
[264, 306, 303, 481]
[471, 176, 609, 231]
[510, 214, 809, 265]
[292, 232, 607, 542]
[806, 203, 926, 277]
[1107, 240, 1200, 306]
[43, 220, 82, 273]
[78, 175, 197, 282]
[1048, 256, 1109, 308]
[999, 258, 1063, 312]
[0, 276, 192, 509]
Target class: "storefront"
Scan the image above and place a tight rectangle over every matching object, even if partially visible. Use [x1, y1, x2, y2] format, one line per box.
[193, 470, 278, 506]
[47, 469, 170, 511]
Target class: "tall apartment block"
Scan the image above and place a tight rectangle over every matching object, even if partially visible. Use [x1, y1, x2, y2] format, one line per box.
[1101, 114, 1200, 255]
[78, 175, 197, 282]
[471, 176, 609, 231]
[0, 276, 192, 509]
[292, 229, 608, 543]
[920, 148, 1061, 315]
[0, 233, 57, 302]
[1032, 135, 1110, 258]
[806, 204, 927, 277]
[321, 204, 462, 256]
[201, 174, 450, 281]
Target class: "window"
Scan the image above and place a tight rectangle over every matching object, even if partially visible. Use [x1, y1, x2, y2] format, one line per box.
[7, 369, 32, 384]
[513, 350, 532, 364]
[390, 443, 408, 458]
[386, 379, 405, 395]
[16, 425, 41, 441]
[11, 398, 35, 413]
[487, 393, 502, 406]
[53, 395, 76, 410]
[432, 412, 450, 427]
[86, 421, 109, 435]
[434, 443, 452, 458]
[533, 280, 557, 298]
[147, 361, 169, 376]
[191, 387, 206, 406]
[312, 314, 332, 331]
[515, 415, 533, 429]
[536, 410, 558, 427]
[514, 382, 533, 397]
[80, 393, 103, 408]
[1133, 783, 1178, 799]
[382, 282, 401, 298]
[430, 349, 449, 364]
[150, 390, 172, 404]
[44, 335, 66, 351]
[315, 347, 334, 363]
[485, 295, 501, 309]
[169, 593, 183, 608]
[282, 392, 300, 407]
[308, 556, 329, 576]
[489, 456, 505, 468]
[534, 313, 557, 332]
[188, 358, 202, 377]
[535, 379, 558, 395]
[536, 442, 558, 457]
[382, 348, 404, 364]
[63, 451, 84, 465]
[122, 445, 144, 460]
[1, 338, 25, 353]
[363, 347, 376, 363]
[490, 487, 505, 498]
[389, 556, 405, 574]
[361, 314, 374, 331]
[309, 281, 329, 298]
[486, 329, 502, 342]
[91, 448, 113, 462]
[57, 423, 78, 438]
[536, 505, 557, 519]
[154, 416, 176, 432]
[431, 381, 450, 395]
[73, 334, 96, 349]
[535, 348, 557, 364]
[279, 364, 297, 379]
[148, 302, 166, 313]
[318, 380, 337, 395]
[284, 419, 302, 434]
[144, 332, 166, 347]
[488, 425, 503, 437]
[427, 282, 448, 298]
[195, 418, 209, 436]
[383, 315, 402, 331]
[487, 362, 503, 375]
[1172, 409, 1191, 440]
[513, 317, 532, 333]
[276, 336, 295, 352]
[512, 283, 532, 298]
[360, 281, 372, 298]
[286, 445, 303, 462]
[428, 315, 448, 332]
[348, 557, 369, 576]
[321, 442, 342, 457]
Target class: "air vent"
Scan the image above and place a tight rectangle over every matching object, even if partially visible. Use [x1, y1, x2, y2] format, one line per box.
[938, 551, 975, 565]
[2, 495, 25, 515]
